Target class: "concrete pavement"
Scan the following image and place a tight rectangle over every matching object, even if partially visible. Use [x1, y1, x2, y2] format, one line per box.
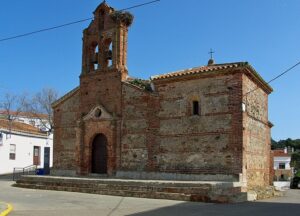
[0, 179, 299, 216]
[0, 202, 13, 216]
[0, 203, 7, 214]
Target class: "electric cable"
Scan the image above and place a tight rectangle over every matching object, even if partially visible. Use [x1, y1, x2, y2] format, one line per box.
[0, 0, 160, 43]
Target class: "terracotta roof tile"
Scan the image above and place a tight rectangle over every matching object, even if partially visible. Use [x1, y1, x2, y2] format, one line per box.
[151, 62, 243, 80]
[0, 119, 47, 136]
[273, 150, 290, 157]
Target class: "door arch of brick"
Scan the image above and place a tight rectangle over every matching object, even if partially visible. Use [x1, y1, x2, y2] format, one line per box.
[91, 133, 108, 174]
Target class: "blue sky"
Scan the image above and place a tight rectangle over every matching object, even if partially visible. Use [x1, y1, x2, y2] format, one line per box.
[0, 0, 299, 140]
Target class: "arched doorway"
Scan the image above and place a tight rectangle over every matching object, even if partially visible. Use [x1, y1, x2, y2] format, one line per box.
[91, 134, 108, 174]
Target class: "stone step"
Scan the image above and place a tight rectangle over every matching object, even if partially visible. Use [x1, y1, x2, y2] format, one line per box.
[16, 179, 214, 194]
[17, 175, 242, 188]
[14, 182, 192, 201]
[14, 176, 248, 203]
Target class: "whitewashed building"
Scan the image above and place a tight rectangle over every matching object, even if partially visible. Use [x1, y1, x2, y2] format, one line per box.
[272, 148, 293, 189]
[0, 115, 53, 175]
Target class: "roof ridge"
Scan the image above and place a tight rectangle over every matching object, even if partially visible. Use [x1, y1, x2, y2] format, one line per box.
[151, 62, 246, 80]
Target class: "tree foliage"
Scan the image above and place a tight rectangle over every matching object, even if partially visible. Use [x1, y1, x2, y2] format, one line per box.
[271, 138, 300, 150]
[291, 152, 300, 172]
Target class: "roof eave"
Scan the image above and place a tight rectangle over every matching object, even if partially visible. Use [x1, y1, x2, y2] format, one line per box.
[243, 65, 273, 94]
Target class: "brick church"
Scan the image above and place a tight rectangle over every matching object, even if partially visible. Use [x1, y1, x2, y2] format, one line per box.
[52, 1, 273, 190]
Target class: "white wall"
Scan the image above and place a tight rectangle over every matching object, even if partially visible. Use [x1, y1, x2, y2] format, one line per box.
[274, 181, 290, 190]
[274, 156, 291, 170]
[0, 131, 53, 175]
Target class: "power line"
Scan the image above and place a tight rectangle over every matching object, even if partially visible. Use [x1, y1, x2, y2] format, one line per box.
[0, 18, 93, 42]
[244, 60, 300, 96]
[0, 0, 160, 43]
[119, 0, 160, 11]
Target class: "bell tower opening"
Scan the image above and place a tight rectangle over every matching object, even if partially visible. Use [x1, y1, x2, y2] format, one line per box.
[81, 1, 134, 78]
[108, 41, 113, 67]
[93, 43, 99, 71]
[103, 38, 113, 68]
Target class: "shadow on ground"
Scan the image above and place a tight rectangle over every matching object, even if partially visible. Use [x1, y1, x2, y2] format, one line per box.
[127, 201, 300, 216]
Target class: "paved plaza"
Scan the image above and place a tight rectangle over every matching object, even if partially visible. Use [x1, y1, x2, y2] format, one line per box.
[0, 179, 300, 216]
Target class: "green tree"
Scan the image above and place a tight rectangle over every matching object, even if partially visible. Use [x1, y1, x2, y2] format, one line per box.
[291, 152, 300, 172]
[271, 138, 300, 150]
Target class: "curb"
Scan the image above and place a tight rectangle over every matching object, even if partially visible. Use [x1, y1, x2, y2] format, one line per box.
[0, 203, 13, 216]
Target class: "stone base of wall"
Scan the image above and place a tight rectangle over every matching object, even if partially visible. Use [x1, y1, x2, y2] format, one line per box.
[248, 186, 283, 200]
[116, 171, 239, 181]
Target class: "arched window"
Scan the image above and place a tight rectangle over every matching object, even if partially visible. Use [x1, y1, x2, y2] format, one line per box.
[192, 100, 200, 115]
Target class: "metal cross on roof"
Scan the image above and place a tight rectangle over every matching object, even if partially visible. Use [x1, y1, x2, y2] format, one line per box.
[208, 48, 215, 59]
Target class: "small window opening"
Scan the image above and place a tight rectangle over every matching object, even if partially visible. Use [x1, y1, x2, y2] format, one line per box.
[192, 101, 200, 115]
[279, 163, 285, 169]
